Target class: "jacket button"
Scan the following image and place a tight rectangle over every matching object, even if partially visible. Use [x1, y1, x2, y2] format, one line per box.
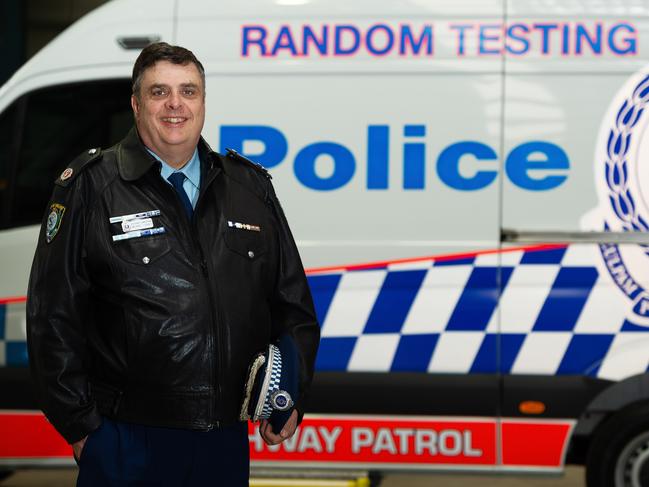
[248, 251, 255, 259]
[142, 256, 150, 264]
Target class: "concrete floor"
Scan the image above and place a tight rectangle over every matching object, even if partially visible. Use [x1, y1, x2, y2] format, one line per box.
[0, 467, 585, 486]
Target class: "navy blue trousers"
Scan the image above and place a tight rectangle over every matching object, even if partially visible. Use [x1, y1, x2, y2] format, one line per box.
[76, 418, 249, 487]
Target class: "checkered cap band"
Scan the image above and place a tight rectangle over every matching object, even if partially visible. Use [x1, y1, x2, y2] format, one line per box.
[261, 344, 282, 418]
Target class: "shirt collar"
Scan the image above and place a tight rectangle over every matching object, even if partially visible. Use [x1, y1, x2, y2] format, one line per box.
[116, 126, 219, 182]
[148, 147, 201, 190]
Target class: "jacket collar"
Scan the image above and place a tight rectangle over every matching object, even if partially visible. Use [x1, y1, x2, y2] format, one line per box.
[117, 126, 219, 181]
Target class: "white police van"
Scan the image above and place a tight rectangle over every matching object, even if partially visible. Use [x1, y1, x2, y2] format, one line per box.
[0, 0, 648, 485]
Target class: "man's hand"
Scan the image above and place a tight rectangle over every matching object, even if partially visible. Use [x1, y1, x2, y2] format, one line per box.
[72, 436, 87, 462]
[259, 409, 299, 445]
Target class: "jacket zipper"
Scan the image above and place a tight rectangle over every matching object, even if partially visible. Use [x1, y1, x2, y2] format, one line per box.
[195, 240, 223, 430]
[157, 170, 221, 431]
[191, 166, 223, 430]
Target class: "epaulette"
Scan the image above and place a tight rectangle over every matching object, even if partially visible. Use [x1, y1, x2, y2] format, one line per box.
[226, 148, 272, 180]
[55, 147, 103, 187]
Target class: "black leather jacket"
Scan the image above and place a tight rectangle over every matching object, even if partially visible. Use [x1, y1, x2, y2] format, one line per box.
[26, 128, 320, 444]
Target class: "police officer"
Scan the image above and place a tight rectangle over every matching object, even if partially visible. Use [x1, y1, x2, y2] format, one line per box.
[26, 42, 320, 486]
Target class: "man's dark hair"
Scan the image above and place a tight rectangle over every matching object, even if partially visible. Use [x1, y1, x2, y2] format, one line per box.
[132, 42, 206, 97]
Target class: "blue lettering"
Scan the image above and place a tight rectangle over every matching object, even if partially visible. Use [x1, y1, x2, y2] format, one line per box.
[242, 26, 267, 56]
[479, 24, 501, 55]
[367, 126, 389, 190]
[506, 24, 530, 55]
[294, 143, 356, 190]
[303, 25, 328, 56]
[220, 124, 571, 192]
[562, 23, 570, 54]
[533, 23, 558, 54]
[437, 142, 498, 191]
[575, 24, 602, 54]
[404, 125, 425, 137]
[609, 23, 637, 55]
[366, 24, 395, 56]
[403, 125, 426, 189]
[271, 26, 298, 56]
[506, 141, 569, 191]
[400, 25, 433, 55]
[334, 25, 360, 55]
[220, 125, 287, 169]
[450, 24, 473, 55]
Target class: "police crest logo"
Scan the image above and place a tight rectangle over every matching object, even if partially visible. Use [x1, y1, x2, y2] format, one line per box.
[585, 70, 649, 325]
[45, 203, 66, 243]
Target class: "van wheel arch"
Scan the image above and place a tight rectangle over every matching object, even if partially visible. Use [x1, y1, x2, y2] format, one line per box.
[574, 374, 649, 436]
[585, 401, 649, 487]
[568, 374, 649, 465]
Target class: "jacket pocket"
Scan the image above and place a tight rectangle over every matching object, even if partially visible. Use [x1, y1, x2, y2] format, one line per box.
[224, 228, 267, 260]
[112, 235, 171, 265]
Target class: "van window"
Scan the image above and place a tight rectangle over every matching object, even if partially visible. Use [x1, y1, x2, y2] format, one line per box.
[0, 102, 19, 225]
[0, 80, 132, 229]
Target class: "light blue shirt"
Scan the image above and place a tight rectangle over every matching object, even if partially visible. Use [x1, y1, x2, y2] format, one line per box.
[147, 148, 201, 208]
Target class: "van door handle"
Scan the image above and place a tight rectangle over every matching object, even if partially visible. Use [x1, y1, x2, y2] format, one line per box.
[117, 36, 161, 50]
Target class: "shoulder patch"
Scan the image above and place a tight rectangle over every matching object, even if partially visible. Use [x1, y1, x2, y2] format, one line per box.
[45, 203, 66, 243]
[226, 148, 272, 180]
[55, 147, 103, 187]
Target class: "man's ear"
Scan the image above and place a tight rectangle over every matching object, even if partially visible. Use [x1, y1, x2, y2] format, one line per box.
[131, 94, 139, 117]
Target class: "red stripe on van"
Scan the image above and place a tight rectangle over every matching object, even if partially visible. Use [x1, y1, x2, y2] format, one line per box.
[501, 420, 573, 468]
[305, 243, 568, 274]
[249, 415, 497, 465]
[0, 412, 573, 470]
[0, 296, 27, 305]
[249, 414, 573, 469]
[0, 411, 70, 458]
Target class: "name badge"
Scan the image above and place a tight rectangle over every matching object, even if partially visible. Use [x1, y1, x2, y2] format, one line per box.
[122, 218, 154, 233]
[109, 209, 161, 224]
[112, 227, 166, 242]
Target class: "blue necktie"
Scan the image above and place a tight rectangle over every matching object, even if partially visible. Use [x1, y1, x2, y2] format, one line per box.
[167, 172, 193, 219]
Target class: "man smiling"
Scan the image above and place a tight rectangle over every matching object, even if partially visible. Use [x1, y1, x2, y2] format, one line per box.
[131, 55, 205, 168]
[27, 43, 320, 486]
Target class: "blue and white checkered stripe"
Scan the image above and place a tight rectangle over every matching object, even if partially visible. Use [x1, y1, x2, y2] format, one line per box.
[308, 245, 649, 381]
[4, 245, 649, 382]
[261, 344, 282, 419]
[0, 301, 28, 367]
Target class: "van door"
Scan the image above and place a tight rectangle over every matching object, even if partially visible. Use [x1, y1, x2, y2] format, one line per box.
[499, 0, 649, 470]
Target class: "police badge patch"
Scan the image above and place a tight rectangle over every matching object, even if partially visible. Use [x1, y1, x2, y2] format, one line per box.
[45, 203, 66, 243]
